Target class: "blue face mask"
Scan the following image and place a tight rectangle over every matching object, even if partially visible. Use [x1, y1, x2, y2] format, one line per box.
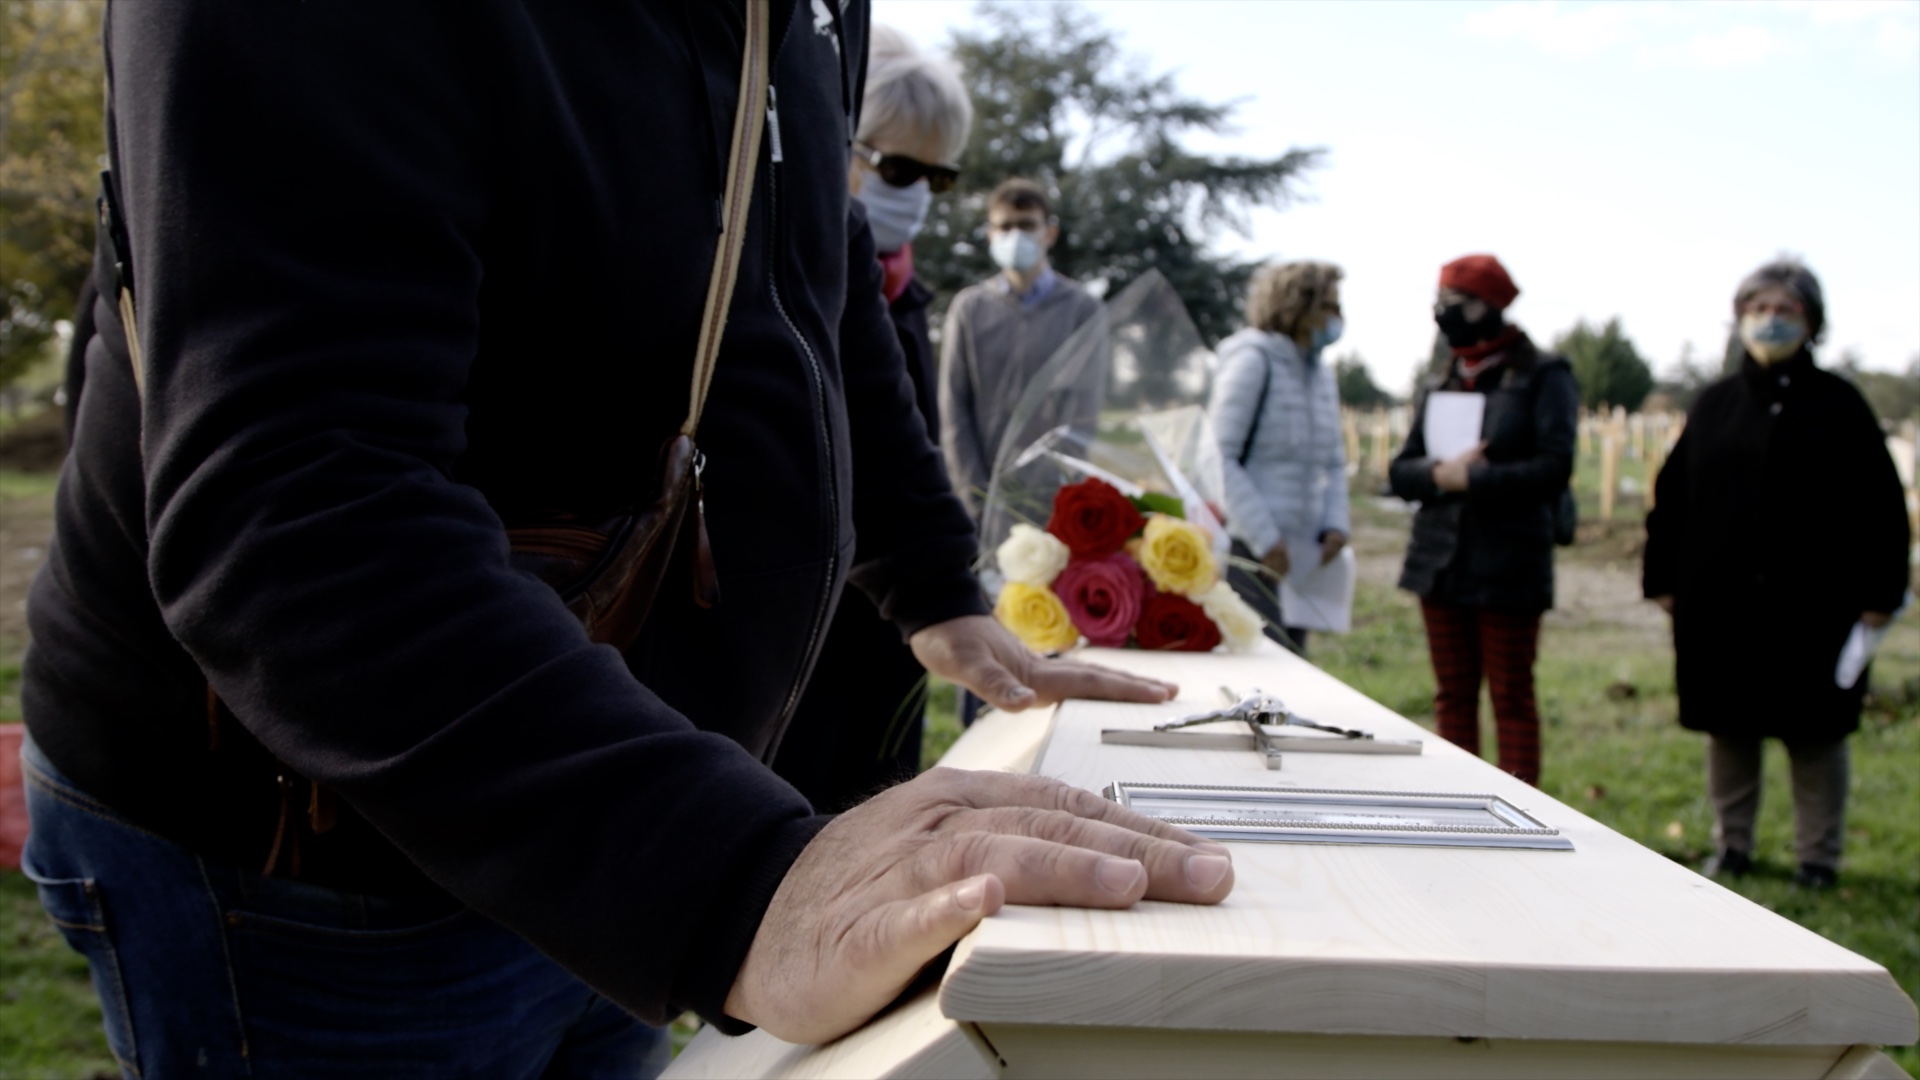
[1310, 315, 1345, 353]
[1739, 313, 1806, 365]
[853, 177, 932, 254]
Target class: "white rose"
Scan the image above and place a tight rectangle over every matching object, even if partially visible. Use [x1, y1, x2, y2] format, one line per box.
[996, 524, 1071, 587]
[1199, 581, 1266, 653]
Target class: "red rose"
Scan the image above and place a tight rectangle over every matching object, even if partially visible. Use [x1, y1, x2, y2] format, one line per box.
[1053, 552, 1148, 647]
[1135, 592, 1223, 652]
[1047, 478, 1145, 559]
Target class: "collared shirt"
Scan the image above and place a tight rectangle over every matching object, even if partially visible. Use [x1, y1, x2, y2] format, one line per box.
[991, 266, 1057, 308]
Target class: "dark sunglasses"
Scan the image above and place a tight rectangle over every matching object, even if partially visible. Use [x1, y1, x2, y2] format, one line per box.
[854, 143, 959, 194]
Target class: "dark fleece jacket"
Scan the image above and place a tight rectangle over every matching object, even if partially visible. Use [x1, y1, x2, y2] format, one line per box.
[25, 0, 984, 1030]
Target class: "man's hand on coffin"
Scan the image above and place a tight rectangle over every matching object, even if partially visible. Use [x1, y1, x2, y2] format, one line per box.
[724, 767, 1235, 1043]
[907, 614, 1178, 711]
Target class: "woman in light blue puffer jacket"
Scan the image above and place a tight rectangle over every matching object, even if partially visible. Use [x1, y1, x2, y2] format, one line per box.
[1208, 261, 1351, 653]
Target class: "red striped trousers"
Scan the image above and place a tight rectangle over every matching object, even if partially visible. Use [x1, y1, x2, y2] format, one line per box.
[1418, 599, 1543, 785]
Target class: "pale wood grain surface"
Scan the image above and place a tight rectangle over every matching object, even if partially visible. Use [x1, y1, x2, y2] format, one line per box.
[926, 704, 1055, 774]
[937, 644, 1919, 1046]
[661, 644, 1917, 1078]
[975, 1024, 1866, 1080]
[665, 986, 995, 1080]
[665, 996, 1902, 1080]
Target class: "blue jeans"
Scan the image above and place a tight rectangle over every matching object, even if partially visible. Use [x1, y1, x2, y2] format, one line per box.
[19, 736, 669, 1079]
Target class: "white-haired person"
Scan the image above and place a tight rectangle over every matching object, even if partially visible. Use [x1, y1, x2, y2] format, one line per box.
[1209, 261, 1351, 655]
[1644, 258, 1911, 890]
[776, 26, 973, 813]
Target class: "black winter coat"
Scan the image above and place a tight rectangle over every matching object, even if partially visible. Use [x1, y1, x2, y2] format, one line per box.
[1391, 334, 1579, 613]
[776, 275, 939, 812]
[1644, 352, 1911, 741]
[24, 0, 982, 1031]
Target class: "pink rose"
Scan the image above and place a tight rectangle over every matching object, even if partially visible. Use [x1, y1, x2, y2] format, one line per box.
[1053, 552, 1147, 648]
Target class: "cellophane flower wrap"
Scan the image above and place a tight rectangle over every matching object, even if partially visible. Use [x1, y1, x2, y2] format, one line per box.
[978, 271, 1291, 653]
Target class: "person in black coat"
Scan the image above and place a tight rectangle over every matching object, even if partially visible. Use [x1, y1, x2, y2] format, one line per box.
[1644, 258, 1910, 890]
[1390, 255, 1578, 786]
[22, 4, 1215, 1073]
[777, 26, 971, 812]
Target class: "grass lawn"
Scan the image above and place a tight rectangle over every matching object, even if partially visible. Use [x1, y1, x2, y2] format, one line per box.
[4, 467, 1917, 1075]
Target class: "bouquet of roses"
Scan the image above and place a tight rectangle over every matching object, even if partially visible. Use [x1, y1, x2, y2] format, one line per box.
[992, 476, 1265, 654]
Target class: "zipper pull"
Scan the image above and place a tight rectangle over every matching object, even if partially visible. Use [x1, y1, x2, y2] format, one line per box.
[690, 449, 721, 610]
[766, 85, 784, 164]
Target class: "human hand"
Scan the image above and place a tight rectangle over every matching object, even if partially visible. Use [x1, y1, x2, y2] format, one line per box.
[724, 768, 1235, 1043]
[1862, 611, 1892, 629]
[1319, 531, 1348, 566]
[1260, 542, 1291, 578]
[909, 614, 1177, 712]
[1432, 443, 1487, 493]
[1652, 595, 1674, 615]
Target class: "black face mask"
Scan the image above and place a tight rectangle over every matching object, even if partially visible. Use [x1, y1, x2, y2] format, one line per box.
[1434, 302, 1502, 349]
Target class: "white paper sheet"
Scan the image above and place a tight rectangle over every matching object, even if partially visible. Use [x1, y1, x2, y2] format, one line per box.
[1424, 391, 1486, 461]
[1835, 618, 1896, 684]
[1835, 591, 1913, 689]
[1835, 622, 1886, 690]
[1278, 538, 1356, 634]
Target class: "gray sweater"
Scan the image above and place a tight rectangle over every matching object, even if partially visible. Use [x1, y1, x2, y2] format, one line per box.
[938, 272, 1106, 516]
[1209, 328, 1350, 557]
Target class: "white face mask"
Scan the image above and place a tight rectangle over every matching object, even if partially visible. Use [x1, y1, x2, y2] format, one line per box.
[1739, 313, 1807, 365]
[989, 228, 1043, 273]
[853, 177, 931, 254]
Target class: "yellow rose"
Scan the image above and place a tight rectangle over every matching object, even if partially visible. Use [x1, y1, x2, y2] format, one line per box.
[1137, 515, 1218, 597]
[994, 582, 1081, 653]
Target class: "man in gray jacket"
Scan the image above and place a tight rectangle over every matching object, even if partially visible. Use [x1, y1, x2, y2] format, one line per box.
[939, 179, 1107, 517]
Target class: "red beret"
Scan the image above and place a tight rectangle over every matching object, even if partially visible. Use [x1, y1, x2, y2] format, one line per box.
[1439, 254, 1520, 310]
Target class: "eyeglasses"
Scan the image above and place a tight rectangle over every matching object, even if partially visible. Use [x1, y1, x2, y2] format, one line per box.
[854, 143, 959, 194]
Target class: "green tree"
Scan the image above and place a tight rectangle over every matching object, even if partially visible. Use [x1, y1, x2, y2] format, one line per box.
[1332, 351, 1395, 408]
[921, 3, 1320, 347]
[1556, 317, 1654, 411]
[1834, 350, 1920, 425]
[1, 1, 104, 391]
[1652, 340, 1720, 412]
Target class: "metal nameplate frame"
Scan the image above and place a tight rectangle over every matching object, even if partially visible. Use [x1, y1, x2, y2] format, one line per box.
[1104, 782, 1574, 851]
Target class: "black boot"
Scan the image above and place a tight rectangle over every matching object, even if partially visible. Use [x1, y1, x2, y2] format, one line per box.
[1792, 863, 1838, 890]
[1702, 848, 1752, 879]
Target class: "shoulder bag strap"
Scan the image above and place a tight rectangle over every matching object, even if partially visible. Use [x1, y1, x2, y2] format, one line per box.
[1238, 348, 1274, 466]
[684, 0, 770, 437]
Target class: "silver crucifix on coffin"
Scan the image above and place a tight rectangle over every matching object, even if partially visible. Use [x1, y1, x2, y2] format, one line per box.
[1100, 687, 1423, 770]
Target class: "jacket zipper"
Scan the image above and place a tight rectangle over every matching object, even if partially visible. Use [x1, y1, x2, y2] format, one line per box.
[766, 86, 784, 163]
[762, 84, 839, 730]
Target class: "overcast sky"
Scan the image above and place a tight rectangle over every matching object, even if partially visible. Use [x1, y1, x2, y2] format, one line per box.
[873, 0, 1920, 392]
